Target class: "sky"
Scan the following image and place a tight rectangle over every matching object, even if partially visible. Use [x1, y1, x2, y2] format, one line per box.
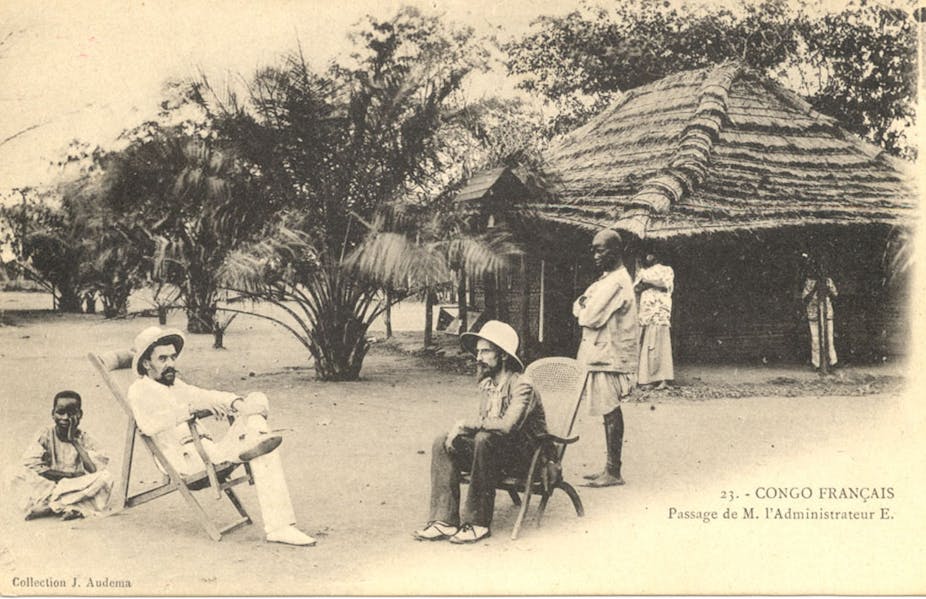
[0, 0, 575, 191]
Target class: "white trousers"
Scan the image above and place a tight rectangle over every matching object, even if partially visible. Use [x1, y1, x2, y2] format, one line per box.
[808, 319, 837, 368]
[172, 393, 297, 535]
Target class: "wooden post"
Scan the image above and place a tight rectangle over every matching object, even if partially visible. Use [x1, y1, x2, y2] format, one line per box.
[519, 255, 531, 352]
[539, 260, 546, 343]
[424, 289, 434, 348]
[384, 289, 393, 339]
[497, 272, 509, 321]
[484, 272, 497, 319]
[457, 270, 468, 334]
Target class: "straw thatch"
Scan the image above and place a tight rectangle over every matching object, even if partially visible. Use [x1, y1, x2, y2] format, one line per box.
[533, 62, 917, 239]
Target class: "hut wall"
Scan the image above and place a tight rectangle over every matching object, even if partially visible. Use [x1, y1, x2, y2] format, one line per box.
[667, 224, 907, 364]
[472, 251, 584, 362]
[472, 223, 908, 366]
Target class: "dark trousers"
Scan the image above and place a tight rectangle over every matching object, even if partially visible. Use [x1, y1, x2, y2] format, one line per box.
[428, 431, 534, 528]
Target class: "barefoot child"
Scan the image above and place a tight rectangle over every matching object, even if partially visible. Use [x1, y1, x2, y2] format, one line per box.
[11, 390, 113, 520]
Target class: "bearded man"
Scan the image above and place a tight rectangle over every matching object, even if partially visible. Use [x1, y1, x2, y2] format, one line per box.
[126, 326, 315, 546]
[413, 320, 548, 544]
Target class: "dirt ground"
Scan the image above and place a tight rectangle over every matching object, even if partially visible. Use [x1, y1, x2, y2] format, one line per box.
[0, 292, 924, 595]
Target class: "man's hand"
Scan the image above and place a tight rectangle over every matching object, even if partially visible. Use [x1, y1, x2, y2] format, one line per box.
[208, 401, 230, 420]
[444, 420, 467, 452]
[190, 401, 229, 421]
[66, 418, 79, 443]
[40, 468, 80, 482]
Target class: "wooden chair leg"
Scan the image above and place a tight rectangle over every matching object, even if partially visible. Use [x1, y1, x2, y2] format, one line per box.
[176, 483, 223, 541]
[507, 489, 522, 506]
[512, 448, 545, 540]
[536, 492, 551, 527]
[511, 480, 534, 541]
[559, 482, 585, 517]
[224, 487, 251, 523]
[118, 423, 137, 509]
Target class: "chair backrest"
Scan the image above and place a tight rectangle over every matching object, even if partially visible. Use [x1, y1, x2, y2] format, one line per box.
[524, 356, 585, 446]
[87, 350, 136, 419]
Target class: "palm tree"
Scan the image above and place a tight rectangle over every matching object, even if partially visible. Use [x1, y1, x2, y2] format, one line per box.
[101, 124, 275, 333]
[182, 8, 491, 379]
[345, 208, 521, 348]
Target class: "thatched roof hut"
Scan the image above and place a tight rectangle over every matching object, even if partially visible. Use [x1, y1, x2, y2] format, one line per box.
[458, 62, 916, 365]
[533, 61, 916, 239]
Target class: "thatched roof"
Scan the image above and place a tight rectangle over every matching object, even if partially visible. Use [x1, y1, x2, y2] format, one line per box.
[456, 167, 510, 203]
[531, 62, 917, 239]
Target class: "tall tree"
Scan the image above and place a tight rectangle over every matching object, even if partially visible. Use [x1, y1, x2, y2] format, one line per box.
[0, 187, 84, 311]
[505, 0, 916, 156]
[99, 122, 274, 333]
[198, 7, 489, 379]
[799, 2, 916, 157]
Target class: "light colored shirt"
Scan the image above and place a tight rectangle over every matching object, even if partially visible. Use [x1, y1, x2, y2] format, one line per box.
[127, 376, 238, 447]
[573, 266, 639, 373]
[478, 372, 512, 420]
[467, 372, 547, 440]
[635, 264, 674, 327]
[21, 426, 109, 475]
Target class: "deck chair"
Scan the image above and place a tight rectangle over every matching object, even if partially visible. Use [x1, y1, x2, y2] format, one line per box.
[463, 356, 586, 540]
[87, 350, 254, 541]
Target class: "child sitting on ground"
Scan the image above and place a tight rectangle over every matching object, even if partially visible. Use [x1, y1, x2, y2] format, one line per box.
[10, 390, 113, 520]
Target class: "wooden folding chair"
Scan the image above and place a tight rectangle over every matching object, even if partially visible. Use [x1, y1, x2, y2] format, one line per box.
[87, 349, 254, 541]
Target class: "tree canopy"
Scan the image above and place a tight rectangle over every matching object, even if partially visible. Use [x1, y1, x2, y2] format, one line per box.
[505, 0, 917, 157]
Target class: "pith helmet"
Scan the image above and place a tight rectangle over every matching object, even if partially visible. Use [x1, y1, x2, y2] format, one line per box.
[460, 320, 523, 371]
[132, 326, 185, 376]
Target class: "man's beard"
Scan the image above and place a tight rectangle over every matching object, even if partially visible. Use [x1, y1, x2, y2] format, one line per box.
[156, 368, 177, 386]
[476, 361, 500, 381]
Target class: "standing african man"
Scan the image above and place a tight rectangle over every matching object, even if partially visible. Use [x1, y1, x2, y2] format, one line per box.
[573, 229, 639, 487]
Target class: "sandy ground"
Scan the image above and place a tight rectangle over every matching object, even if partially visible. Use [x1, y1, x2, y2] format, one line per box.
[0, 292, 924, 595]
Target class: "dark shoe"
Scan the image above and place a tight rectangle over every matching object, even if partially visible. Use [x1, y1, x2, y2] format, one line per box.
[238, 433, 283, 462]
[448, 524, 491, 544]
[61, 509, 85, 521]
[413, 521, 459, 541]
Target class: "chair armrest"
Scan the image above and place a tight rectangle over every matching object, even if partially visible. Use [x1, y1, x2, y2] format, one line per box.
[188, 409, 218, 420]
[536, 433, 579, 445]
[184, 420, 222, 499]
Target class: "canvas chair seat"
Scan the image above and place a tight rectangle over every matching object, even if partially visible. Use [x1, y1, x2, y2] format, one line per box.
[461, 357, 586, 540]
[184, 462, 240, 491]
[88, 349, 255, 541]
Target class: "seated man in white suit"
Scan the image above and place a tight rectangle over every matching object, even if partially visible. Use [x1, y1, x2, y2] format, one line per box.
[126, 326, 315, 546]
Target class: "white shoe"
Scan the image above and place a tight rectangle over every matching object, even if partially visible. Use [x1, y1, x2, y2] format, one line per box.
[413, 521, 459, 541]
[266, 525, 316, 546]
[448, 523, 491, 544]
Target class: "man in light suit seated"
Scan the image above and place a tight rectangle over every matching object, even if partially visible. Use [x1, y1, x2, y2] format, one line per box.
[127, 326, 315, 546]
